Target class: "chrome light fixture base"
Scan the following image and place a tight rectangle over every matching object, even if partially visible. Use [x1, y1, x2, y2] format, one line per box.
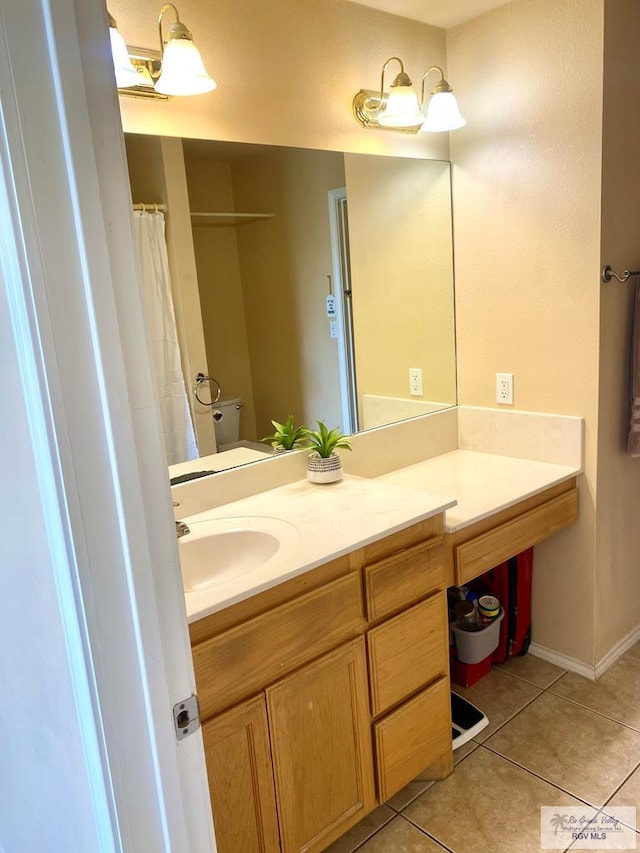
[352, 89, 421, 134]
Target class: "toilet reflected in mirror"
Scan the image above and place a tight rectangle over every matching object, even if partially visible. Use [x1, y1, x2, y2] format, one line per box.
[213, 396, 270, 454]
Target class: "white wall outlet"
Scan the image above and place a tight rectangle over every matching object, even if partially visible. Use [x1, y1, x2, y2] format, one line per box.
[496, 372, 514, 405]
[329, 320, 338, 339]
[409, 367, 423, 396]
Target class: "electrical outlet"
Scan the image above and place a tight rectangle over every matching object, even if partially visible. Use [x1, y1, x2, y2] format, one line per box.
[496, 372, 514, 405]
[409, 368, 423, 396]
[329, 320, 338, 339]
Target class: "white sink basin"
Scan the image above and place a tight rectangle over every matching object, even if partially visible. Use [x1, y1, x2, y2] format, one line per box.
[178, 515, 299, 592]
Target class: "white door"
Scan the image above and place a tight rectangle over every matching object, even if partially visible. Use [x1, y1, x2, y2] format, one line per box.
[0, 1, 214, 850]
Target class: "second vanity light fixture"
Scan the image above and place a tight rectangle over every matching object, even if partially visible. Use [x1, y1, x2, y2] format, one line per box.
[353, 57, 466, 133]
[109, 4, 216, 98]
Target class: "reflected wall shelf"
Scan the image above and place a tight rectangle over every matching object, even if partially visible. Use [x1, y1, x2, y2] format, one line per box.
[190, 212, 274, 226]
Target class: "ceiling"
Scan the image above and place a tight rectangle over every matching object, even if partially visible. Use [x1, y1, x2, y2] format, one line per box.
[346, 0, 510, 29]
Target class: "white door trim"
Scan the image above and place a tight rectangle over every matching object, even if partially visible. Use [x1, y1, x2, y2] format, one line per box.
[0, 0, 214, 849]
[328, 187, 356, 433]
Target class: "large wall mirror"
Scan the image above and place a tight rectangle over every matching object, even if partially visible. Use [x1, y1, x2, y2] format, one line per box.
[125, 134, 456, 471]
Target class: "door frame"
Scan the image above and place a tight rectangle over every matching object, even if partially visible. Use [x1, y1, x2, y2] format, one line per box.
[328, 187, 359, 434]
[0, 0, 214, 849]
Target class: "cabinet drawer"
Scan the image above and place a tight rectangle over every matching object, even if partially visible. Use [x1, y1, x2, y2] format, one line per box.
[367, 593, 448, 717]
[194, 572, 365, 720]
[365, 537, 444, 622]
[373, 676, 451, 803]
[455, 487, 578, 585]
[362, 517, 443, 565]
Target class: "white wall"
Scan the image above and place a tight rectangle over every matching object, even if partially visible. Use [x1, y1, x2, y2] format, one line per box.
[0, 0, 214, 848]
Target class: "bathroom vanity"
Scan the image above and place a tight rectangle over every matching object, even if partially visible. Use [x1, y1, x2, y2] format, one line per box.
[179, 447, 579, 853]
[189, 513, 450, 853]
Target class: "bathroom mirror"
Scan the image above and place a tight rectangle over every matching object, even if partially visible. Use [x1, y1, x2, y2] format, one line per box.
[125, 134, 456, 467]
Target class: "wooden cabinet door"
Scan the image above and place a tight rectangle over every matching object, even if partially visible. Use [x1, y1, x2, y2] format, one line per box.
[266, 638, 376, 853]
[202, 695, 280, 853]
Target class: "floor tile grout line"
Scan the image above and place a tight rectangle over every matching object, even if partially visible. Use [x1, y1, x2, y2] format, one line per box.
[349, 812, 452, 853]
[450, 742, 479, 770]
[471, 687, 544, 746]
[478, 742, 605, 811]
[348, 811, 397, 853]
[592, 805, 639, 835]
[386, 781, 434, 813]
[603, 758, 640, 809]
[398, 812, 456, 852]
[541, 670, 569, 689]
[387, 747, 480, 815]
[492, 664, 567, 691]
[599, 756, 640, 832]
[545, 688, 640, 735]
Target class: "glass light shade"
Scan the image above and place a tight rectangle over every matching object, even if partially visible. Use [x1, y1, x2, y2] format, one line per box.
[421, 91, 466, 132]
[378, 85, 424, 129]
[109, 25, 142, 88]
[155, 38, 217, 96]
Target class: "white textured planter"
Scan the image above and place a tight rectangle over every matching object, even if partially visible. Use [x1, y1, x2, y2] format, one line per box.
[307, 451, 343, 484]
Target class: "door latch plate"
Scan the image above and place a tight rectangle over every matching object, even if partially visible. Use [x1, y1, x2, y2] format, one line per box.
[173, 694, 200, 741]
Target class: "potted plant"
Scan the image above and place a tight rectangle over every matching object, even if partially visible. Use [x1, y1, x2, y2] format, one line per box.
[261, 415, 308, 452]
[305, 420, 351, 484]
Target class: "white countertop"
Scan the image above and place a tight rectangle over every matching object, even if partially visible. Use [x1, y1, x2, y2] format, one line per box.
[169, 447, 272, 480]
[180, 475, 455, 622]
[179, 447, 581, 625]
[378, 449, 580, 533]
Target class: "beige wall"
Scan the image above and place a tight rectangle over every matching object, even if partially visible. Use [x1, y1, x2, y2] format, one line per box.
[345, 154, 456, 412]
[184, 146, 345, 439]
[595, 0, 640, 660]
[117, 0, 640, 667]
[124, 135, 217, 456]
[447, 0, 604, 663]
[111, 0, 449, 161]
[231, 148, 346, 436]
[184, 156, 258, 442]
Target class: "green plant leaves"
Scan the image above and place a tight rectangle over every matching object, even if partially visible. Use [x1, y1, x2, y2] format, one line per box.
[261, 416, 351, 456]
[261, 415, 308, 450]
[305, 420, 352, 458]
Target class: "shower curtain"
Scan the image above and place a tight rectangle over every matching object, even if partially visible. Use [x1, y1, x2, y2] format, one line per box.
[132, 209, 198, 465]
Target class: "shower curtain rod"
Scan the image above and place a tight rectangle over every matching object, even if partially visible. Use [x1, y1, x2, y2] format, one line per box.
[132, 202, 166, 212]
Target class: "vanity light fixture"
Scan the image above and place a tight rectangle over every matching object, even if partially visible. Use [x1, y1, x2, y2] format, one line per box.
[353, 57, 465, 134]
[419, 66, 466, 132]
[155, 4, 217, 95]
[108, 13, 142, 89]
[108, 4, 216, 99]
[353, 57, 424, 133]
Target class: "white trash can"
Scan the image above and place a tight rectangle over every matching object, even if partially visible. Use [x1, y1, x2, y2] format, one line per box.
[452, 609, 504, 664]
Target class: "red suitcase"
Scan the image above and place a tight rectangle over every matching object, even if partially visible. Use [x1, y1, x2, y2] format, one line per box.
[474, 547, 533, 663]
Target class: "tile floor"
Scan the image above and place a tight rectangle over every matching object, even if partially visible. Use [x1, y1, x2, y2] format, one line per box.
[326, 646, 640, 853]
